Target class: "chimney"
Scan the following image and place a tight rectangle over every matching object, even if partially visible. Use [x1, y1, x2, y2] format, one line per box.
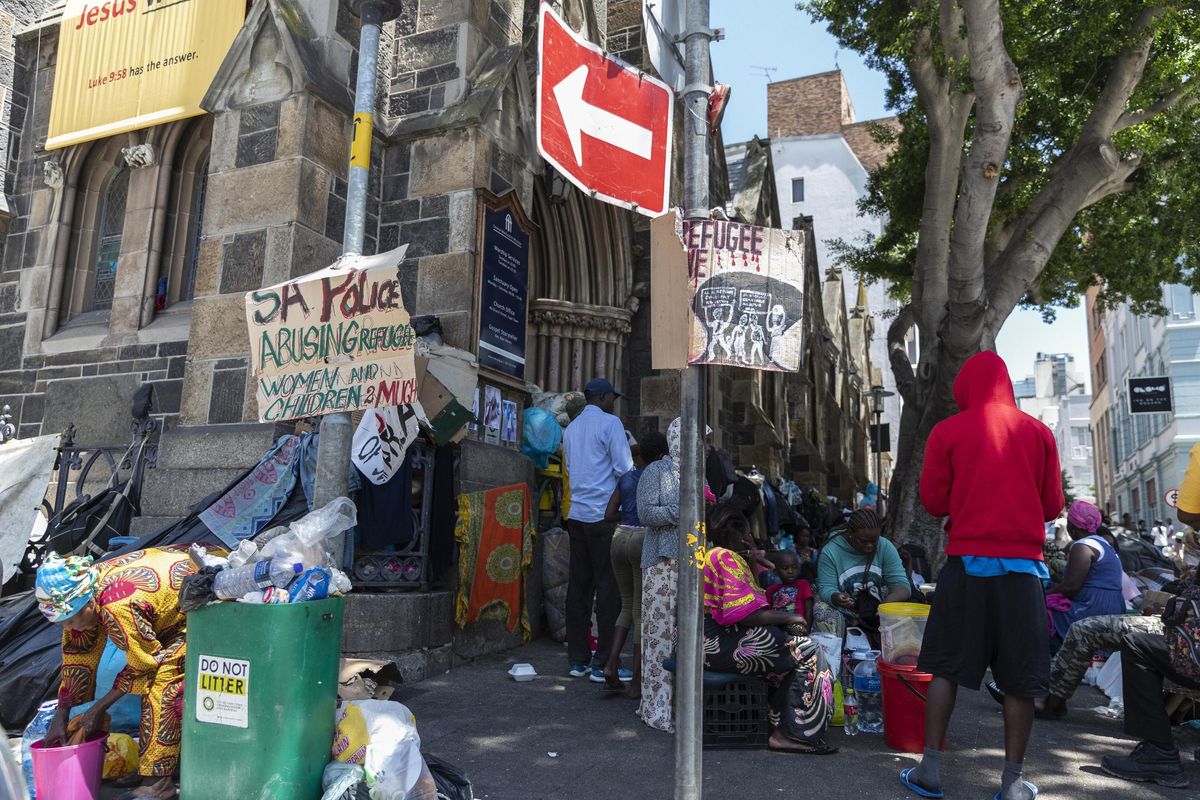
[767, 70, 856, 138]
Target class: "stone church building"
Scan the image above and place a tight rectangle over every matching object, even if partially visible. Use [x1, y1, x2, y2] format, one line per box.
[0, 0, 873, 669]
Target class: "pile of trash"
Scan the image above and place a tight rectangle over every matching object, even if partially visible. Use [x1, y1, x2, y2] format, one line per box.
[181, 498, 357, 610]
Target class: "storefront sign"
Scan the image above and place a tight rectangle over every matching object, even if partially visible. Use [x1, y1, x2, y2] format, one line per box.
[685, 219, 806, 372]
[196, 654, 249, 728]
[47, 0, 244, 150]
[1128, 376, 1172, 414]
[244, 246, 416, 423]
[352, 404, 423, 485]
[476, 193, 532, 381]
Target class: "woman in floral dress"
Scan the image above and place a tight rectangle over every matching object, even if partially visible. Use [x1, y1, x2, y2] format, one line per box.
[703, 506, 836, 754]
[37, 547, 198, 799]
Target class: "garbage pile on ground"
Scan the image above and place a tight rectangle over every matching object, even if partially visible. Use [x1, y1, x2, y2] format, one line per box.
[180, 497, 357, 609]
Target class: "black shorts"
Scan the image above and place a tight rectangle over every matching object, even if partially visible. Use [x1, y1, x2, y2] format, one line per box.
[917, 556, 1049, 697]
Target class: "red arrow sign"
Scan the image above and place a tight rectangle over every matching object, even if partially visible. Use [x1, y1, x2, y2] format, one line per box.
[537, 3, 674, 217]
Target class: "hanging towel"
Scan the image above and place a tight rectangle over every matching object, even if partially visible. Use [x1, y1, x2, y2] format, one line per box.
[454, 484, 534, 639]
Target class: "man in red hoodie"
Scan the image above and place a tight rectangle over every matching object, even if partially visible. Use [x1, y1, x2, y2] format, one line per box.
[899, 351, 1064, 800]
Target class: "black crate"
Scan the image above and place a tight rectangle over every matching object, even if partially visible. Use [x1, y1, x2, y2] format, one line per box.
[702, 676, 770, 749]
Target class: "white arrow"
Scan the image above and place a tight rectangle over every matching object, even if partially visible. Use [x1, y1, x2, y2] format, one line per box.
[553, 65, 654, 166]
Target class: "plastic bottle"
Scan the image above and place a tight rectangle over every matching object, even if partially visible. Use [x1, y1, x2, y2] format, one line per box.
[21, 700, 57, 798]
[226, 540, 260, 570]
[213, 559, 302, 600]
[853, 650, 884, 734]
[842, 684, 859, 736]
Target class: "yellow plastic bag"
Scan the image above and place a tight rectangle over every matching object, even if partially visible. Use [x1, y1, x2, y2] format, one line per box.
[103, 733, 138, 780]
[831, 680, 844, 727]
[332, 703, 370, 765]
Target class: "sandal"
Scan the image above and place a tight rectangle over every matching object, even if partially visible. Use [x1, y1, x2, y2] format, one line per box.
[993, 779, 1038, 800]
[899, 767, 945, 799]
[768, 736, 838, 755]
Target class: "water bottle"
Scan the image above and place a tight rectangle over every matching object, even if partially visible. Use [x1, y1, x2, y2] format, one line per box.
[853, 650, 884, 734]
[214, 559, 302, 600]
[842, 684, 859, 736]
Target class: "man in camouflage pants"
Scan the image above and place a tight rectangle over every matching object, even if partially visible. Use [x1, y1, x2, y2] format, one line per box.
[988, 613, 1163, 717]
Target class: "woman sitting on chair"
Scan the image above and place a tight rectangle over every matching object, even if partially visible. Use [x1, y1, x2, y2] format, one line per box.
[702, 505, 836, 755]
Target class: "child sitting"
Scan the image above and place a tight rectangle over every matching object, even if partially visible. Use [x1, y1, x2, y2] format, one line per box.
[766, 551, 814, 627]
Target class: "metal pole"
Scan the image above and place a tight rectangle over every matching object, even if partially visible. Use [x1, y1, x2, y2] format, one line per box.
[312, 0, 394, 562]
[676, 1, 712, 798]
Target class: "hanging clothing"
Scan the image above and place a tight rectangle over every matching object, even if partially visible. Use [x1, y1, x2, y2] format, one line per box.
[58, 547, 195, 777]
[199, 435, 300, 544]
[354, 448, 415, 551]
[428, 445, 457, 582]
[454, 484, 534, 638]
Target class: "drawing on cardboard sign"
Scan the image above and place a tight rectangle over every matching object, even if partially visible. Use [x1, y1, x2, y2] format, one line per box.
[683, 219, 806, 372]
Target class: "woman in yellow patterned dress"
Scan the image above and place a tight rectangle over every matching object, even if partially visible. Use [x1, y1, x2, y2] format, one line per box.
[37, 547, 197, 800]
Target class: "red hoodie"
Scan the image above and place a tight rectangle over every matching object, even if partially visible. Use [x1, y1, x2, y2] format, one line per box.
[919, 351, 1065, 559]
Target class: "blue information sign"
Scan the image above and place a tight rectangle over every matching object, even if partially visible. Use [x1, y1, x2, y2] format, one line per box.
[477, 197, 531, 380]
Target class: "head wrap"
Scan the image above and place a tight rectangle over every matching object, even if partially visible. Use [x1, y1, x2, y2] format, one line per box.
[847, 508, 880, 531]
[1066, 500, 1102, 534]
[36, 552, 98, 623]
[666, 418, 713, 465]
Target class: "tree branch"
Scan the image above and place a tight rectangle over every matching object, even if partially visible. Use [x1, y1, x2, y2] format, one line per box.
[887, 304, 918, 404]
[1081, 5, 1164, 141]
[1116, 76, 1200, 131]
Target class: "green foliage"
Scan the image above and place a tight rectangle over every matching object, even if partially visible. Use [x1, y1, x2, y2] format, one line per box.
[799, 0, 1200, 315]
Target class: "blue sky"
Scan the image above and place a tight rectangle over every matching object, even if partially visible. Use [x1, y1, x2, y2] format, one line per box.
[710, 0, 1091, 389]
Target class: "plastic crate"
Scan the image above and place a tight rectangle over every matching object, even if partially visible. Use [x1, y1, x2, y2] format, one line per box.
[702, 676, 770, 749]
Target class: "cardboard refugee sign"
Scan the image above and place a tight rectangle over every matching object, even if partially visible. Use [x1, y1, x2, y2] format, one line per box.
[652, 212, 807, 372]
[245, 246, 416, 423]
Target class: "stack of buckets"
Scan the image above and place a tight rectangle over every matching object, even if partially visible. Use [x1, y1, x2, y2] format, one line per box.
[877, 602, 943, 753]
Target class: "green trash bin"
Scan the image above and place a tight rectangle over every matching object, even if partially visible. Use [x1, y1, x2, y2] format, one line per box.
[180, 597, 343, 800]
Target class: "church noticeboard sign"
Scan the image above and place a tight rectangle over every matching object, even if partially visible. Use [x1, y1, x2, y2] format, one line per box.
[475, 192, 533, 382]
[244, 246, 416, 423]
[46, 0, 244, 150]
[1128, 376, 1172, 414]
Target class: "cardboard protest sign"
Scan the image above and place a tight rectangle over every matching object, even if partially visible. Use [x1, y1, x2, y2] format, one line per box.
[245, 246, 415, 423]
[684, 219, 806, 372]
[351, 404, 423, 485]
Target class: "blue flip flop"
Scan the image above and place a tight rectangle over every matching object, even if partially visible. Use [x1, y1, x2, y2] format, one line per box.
[993, 780, 1038, 800]
[900, 767, 945, 799]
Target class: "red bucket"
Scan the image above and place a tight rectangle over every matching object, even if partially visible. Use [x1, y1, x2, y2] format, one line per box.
[877, 659, 945, 754]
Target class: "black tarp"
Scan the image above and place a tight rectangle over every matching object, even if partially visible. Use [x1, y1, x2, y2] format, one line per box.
[0, 471, 311, 731]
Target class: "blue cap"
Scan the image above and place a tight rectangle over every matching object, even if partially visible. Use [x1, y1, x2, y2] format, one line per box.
[584, 378, 621, 398]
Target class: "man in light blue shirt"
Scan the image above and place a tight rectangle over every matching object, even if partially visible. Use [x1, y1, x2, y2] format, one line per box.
[562, 378, 634, 680]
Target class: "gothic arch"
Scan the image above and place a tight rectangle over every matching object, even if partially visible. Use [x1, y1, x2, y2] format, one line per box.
[527, 178, 634, 393]
[158, 116, 214, 311]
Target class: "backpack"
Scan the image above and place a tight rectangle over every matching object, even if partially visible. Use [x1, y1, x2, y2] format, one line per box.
[1161, 582, 1200, 683]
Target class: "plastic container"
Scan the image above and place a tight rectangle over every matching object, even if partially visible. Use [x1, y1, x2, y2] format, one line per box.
[811, 632, 842, 673]
[30, 734, 107, 800]
[853, 651, 884, 734]
[180, 597, 343, 800]
[702, 676, 770, 750]
[878, 602, 930, 666]
[878, 659, 946, 753]
[508, 663, 537, 682]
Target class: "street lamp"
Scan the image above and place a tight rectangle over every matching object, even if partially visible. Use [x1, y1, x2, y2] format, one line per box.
[870, 385, 895, 492]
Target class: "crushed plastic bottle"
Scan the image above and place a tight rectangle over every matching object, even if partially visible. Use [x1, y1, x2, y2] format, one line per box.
[214, 559, 302, 600]
[260, 497, 357, 569]
[188, 544, 228, 571]
[225, 539, 260, 570]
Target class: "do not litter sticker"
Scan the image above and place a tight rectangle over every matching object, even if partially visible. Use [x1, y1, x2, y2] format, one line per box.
[196, 655, 250, 728]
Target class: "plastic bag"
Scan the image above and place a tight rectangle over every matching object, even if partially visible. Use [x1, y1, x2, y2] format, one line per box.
[423, 754, 473, 800]
[520, 408, 562, 469]
[20, 700, 56, 798]
[333, 700, 423, 800]
[321, 762, 367, 800]
[261, 498, 357, 569]
[103, 733, 139, 780]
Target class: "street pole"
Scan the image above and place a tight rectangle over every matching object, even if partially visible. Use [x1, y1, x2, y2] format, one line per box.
[312, 0, 402, 562]
[676, 1, 712, 798]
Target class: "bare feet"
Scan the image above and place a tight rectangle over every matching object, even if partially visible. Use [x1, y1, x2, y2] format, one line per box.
[625, 686, 641, 700]
[601, 667, 626, 691]
[767, 729, 837, 755]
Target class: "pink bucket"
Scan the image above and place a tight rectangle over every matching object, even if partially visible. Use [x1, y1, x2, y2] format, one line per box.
[31, 734, 107, 800]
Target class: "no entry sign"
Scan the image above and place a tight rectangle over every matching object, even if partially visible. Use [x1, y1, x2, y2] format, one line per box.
[537, 3, 674, 217]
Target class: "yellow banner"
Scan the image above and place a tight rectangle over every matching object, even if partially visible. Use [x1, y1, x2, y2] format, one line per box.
[46, 0, 244, 151]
